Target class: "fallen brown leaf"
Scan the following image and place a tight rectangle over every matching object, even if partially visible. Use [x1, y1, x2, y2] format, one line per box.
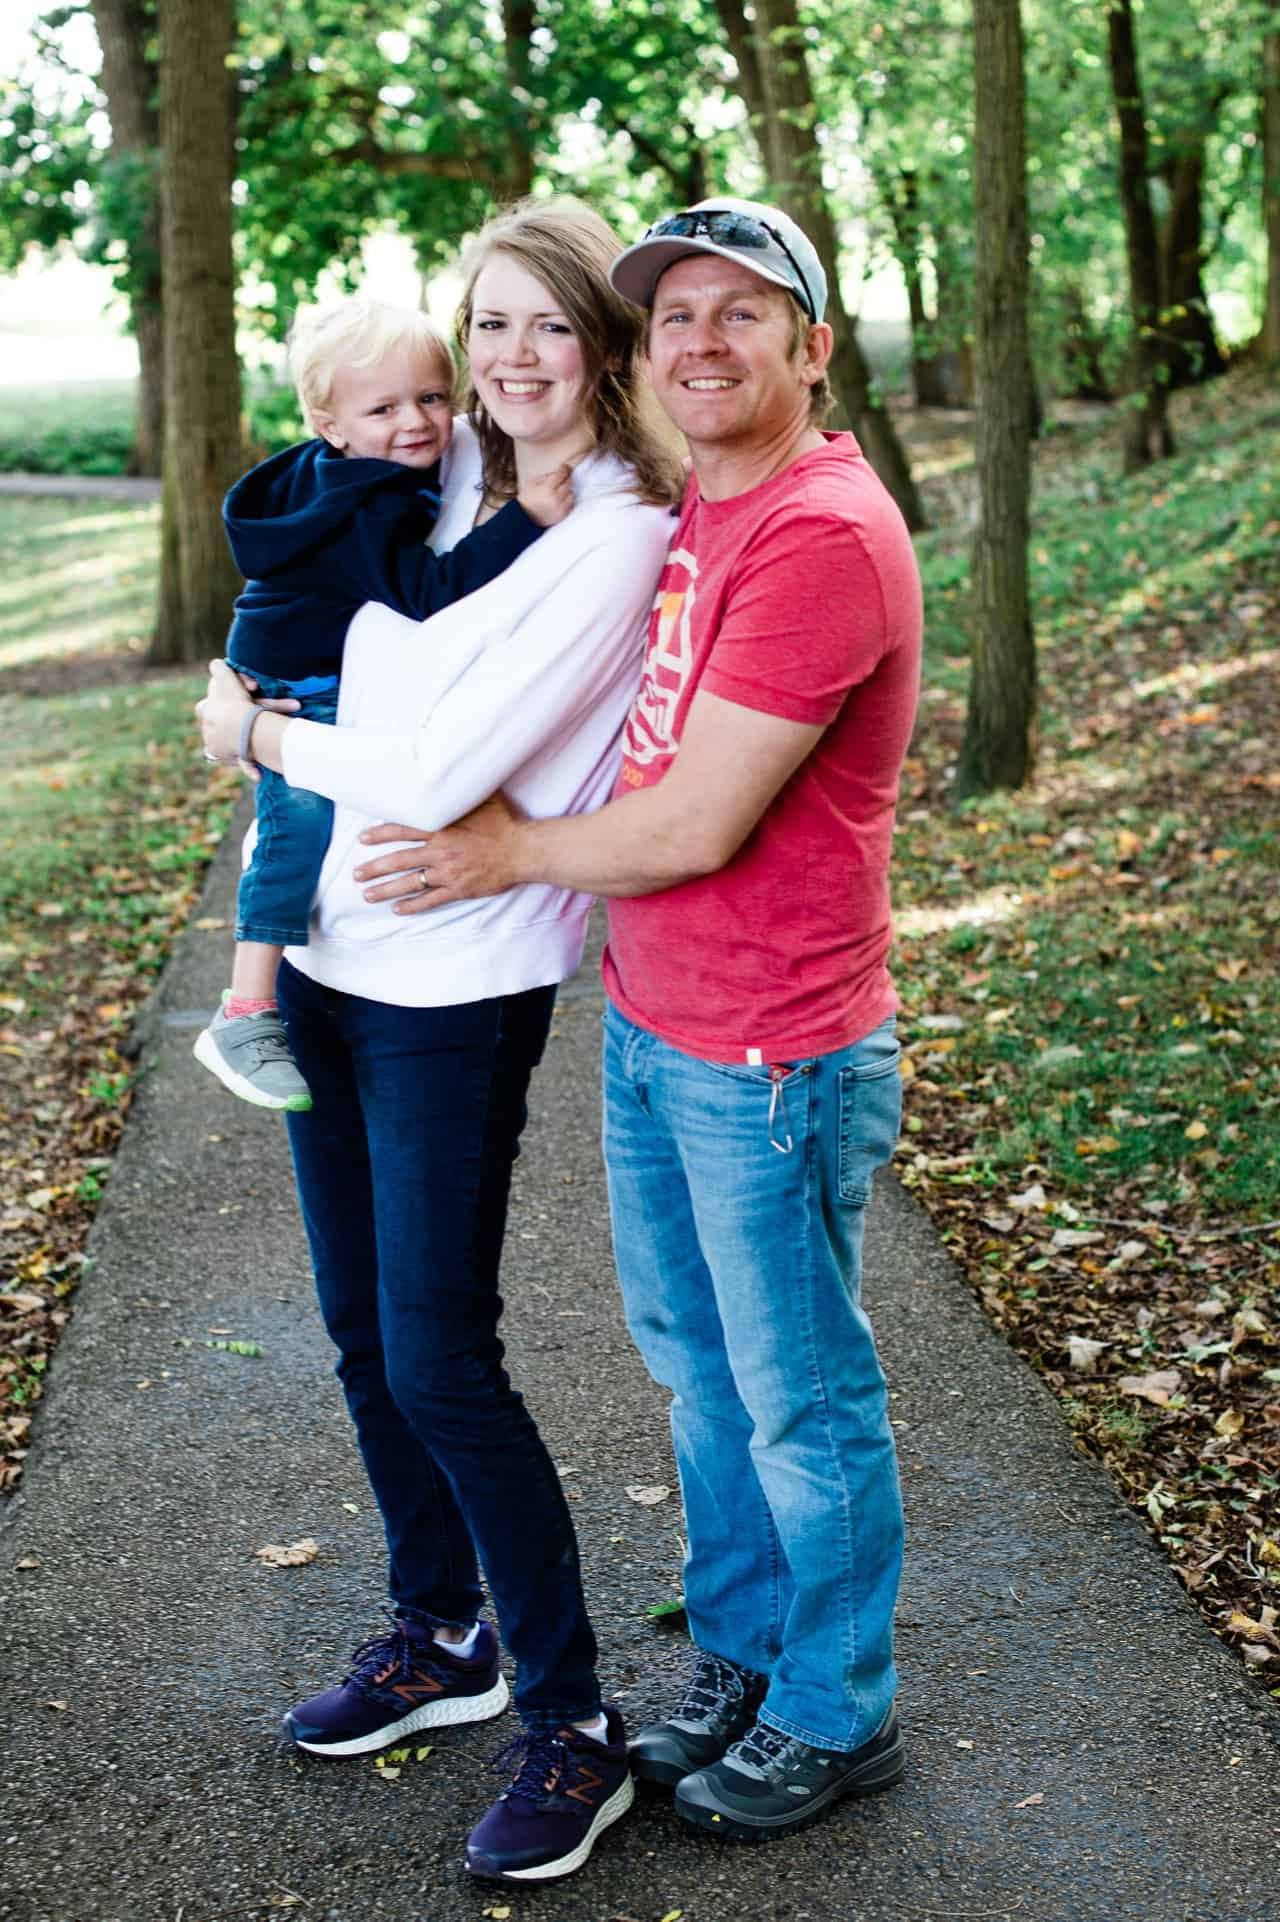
[1117, 1370, 1183, 1406]
[254, 1537, 320, 1568]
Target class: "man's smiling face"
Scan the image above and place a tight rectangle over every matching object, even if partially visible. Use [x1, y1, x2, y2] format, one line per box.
[645, 254, 822, 455]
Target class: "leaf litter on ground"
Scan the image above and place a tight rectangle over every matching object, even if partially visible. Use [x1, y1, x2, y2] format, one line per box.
[898, 366, 1279, 1691]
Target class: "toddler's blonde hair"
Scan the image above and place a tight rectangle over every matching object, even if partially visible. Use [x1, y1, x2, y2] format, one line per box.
[289, 297, 454, 433]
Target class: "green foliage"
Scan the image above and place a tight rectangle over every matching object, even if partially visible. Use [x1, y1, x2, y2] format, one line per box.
[0, 380, 301, 477]
[0, 74, 97, 271]
[2, 0, 1276, 385]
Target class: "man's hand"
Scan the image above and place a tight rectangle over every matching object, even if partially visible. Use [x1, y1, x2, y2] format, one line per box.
[516, 462, 574, 528]
[354, 792, 524, 914]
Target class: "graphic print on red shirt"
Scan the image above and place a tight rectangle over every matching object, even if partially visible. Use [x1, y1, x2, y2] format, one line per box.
[603, 434, 923, 1064]
[622, 555, 699, 777]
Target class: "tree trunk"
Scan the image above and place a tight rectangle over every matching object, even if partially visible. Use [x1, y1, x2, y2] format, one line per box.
[1264, 17, 1280, 364]
[956, 0, 1035, 798]
[887, 170, 956, 408]
[1107, 0, 1174, 472]
[1061, 281, 1113, 400]
[150, 0, 243, 665]
[90, 0, 165, 475]
[1158, 141, 1225, 385]
[928, 235, 976, 407]
[501, 0, 536, 200]
[713, 0, 927, 530]
[131, 296, 165, 476]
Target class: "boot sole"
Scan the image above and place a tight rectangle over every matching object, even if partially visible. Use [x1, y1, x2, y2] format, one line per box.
[675, 1741, 905, 1841]
[467, 1773, 636, 1883]
[286, 1675, 510, 1757]
[193, 1029, 312, 1112]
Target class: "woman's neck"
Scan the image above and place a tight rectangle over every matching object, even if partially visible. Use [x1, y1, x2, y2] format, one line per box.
[512, 431, 597, 485]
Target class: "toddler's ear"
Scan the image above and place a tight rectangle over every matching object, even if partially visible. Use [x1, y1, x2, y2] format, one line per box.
[312, 413, 345, 451]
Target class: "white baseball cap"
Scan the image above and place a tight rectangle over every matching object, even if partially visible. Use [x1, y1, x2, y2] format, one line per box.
[609, 197, 827, 323]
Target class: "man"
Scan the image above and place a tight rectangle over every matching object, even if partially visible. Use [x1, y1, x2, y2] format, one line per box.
[354, 197, 923, 1842]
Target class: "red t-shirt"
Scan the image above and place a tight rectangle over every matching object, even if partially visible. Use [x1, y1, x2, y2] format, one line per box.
[601, 433, 922, 1063]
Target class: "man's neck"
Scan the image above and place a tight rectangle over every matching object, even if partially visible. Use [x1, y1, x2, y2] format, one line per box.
[691, 420, 828, 503]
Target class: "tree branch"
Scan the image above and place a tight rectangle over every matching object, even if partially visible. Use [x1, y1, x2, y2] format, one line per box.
[324, 140, 500, 188]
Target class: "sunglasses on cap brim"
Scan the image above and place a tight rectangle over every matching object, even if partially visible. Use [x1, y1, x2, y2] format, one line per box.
[644, 210, 817, 323]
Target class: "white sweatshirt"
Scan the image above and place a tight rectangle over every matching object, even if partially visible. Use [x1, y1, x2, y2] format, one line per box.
[280, 419, 675, 1008]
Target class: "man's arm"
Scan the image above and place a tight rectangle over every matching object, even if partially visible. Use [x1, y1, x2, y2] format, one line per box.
[354, 690, 825, 909]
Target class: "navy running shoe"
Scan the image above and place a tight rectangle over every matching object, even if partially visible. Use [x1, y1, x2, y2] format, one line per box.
[465, 1706, 635, 1884]
[284, 1616, 509, 1758]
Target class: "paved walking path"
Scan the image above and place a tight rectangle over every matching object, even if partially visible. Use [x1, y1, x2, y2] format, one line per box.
[2, 814, 1277, 1922]
[0, 473, 161, 501]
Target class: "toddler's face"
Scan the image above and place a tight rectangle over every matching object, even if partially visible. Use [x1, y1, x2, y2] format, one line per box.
[315, 342, 454, 467]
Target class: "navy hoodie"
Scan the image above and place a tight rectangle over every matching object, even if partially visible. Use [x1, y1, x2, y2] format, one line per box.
[223, 437, 543, 680]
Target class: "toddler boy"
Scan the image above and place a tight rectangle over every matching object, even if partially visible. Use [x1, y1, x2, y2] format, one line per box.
[194, 296, 570, 1111]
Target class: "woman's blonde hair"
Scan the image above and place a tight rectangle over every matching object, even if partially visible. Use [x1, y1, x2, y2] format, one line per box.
[455, 197, 683, 508]
[289, 297, 453, 433]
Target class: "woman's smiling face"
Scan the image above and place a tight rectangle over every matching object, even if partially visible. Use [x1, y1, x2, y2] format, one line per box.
[467, 252, 592, 461]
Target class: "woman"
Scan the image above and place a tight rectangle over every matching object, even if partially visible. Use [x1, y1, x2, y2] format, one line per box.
[198, 198, 681, 1888]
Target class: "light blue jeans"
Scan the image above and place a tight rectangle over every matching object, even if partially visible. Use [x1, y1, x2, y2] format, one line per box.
[603, 1002, 904, 1752]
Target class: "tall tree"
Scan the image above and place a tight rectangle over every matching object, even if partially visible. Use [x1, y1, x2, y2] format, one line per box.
[150, 0, 243, 663]
[1107, 0, 1175, 471]
[1155, 93, 1228, 386]
[1264, 5, 1280, 363]
[713, 0, 927, 531]
[501, 0, 536, 199]
[956, 0, 1035, 797]
[89, 0, 165, 474]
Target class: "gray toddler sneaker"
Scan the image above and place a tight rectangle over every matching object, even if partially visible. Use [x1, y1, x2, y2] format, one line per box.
[193, 999, 312, 1112]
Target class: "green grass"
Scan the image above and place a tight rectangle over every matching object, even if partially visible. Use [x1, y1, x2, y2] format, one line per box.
[0, 379, 304, 476]
[0, 381, 139, 476]
[0, 493, 230, 1003]
[0, 673, 231, 1008]
[916, 390, 1280, 712]
[0, 496, 161, 672]
[897, 372, 1280, 1225]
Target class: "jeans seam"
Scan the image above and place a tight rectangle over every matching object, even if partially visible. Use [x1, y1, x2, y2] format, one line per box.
[235, 923, 310, 947]
[802, 1068, 860, 1748]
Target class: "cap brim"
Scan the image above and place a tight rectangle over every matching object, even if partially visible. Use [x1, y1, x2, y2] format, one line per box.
[609, 236, 799, 311]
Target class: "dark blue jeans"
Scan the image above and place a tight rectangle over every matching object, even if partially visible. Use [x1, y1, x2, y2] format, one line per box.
[234, 672, 339, 948]
[277, 960, 601, 1731]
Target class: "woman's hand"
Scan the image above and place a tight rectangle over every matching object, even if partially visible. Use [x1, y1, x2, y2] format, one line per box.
[197, 661, 300, 779]
[354, 793, 523, 913]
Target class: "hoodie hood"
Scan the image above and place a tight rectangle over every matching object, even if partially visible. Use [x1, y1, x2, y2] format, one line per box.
[224, 438, 439, 581]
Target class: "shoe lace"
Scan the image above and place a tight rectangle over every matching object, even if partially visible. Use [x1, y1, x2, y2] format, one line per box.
[342, 1614, 442, 1691]
[731, 1722, 797, 1780]
[345, 1616, 420, 1693]
[490, 1729, 570, 1804]
[677, 1652, 754, 1720]
[239, 1022, 295, 1069]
